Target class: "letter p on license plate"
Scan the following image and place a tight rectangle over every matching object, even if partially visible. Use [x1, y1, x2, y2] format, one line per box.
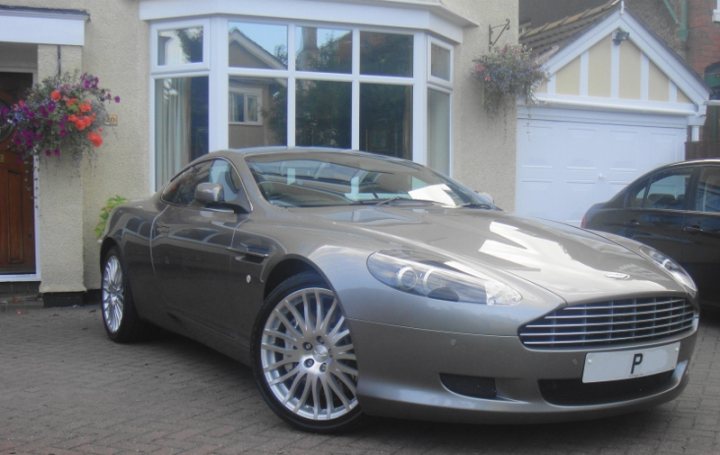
[582, 342, 680, 383]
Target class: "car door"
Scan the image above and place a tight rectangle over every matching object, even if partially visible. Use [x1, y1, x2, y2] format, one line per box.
[606, 166, 694, 265]
[152, 159, 245, 334]
[682, 165, 720, 305]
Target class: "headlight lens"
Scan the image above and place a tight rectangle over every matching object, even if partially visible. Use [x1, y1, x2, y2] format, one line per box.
[640, 246, 697, 294]
[367, 250, 522, 305]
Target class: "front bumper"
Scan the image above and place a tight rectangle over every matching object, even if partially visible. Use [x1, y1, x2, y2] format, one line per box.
[349, 318, 697, 424]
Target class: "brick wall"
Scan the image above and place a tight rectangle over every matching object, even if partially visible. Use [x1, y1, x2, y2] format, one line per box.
[686, 0, 720, 76]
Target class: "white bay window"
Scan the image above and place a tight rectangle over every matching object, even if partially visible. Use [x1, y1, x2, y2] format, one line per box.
[145, 1, 466, 189]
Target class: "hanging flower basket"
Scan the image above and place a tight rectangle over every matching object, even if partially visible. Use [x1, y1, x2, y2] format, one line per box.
[0, 72, 120, 161]
[473, 44, 546, 113]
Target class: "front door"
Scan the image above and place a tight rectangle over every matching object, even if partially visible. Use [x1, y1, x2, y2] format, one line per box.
[0, 72, 35, 275]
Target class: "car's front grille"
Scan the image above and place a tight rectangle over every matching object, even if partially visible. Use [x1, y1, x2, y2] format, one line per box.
[539, 371, 676, 405]
[519, 296, 697, 349]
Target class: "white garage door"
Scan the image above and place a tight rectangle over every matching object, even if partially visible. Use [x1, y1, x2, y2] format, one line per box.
[516, 115, 686, 225]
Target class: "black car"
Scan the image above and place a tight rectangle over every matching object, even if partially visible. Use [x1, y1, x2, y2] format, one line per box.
[583, 159, 720, 307]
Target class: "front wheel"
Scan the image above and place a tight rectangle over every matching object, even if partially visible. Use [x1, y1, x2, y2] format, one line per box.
[252, 273, 362, 432]
[101, 247, 147, 342]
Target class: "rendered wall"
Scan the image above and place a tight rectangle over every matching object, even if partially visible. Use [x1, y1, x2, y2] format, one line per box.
[445, 0, 519, 210]
[0, 0, 150, 291]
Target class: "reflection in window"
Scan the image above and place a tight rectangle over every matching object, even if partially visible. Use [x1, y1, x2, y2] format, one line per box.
[296, 27, 352, 73]
[229, 89, 261, 124]
[296, 80, 351, 148]
[642, 171, 691, 210]
[427, 89, 450, 175]
[155, 77, 209, 188]
[228, 22, 288, 69]
[431, 43, 451, 81]
[696, 168, 720, 213]
[229, 77, 287, 149]
[158, 27, 203, 66]
[360, 32, 413, 77]
[360, 84, 412, 159]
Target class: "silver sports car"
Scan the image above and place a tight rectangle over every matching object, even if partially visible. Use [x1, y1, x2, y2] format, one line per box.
[100, 148, 699, 432]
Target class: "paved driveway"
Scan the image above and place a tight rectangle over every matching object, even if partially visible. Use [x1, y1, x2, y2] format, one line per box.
[1, 304, 719, 455]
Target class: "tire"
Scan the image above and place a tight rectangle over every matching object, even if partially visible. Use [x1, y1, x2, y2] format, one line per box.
[252, 272, 362, 432]
[101, 247, 147, 343]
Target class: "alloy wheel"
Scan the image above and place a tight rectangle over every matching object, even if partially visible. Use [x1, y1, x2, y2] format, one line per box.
[259, 287, 359, 421]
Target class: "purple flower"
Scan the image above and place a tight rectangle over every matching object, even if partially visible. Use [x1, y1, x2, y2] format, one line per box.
[114, 96, 121, 103]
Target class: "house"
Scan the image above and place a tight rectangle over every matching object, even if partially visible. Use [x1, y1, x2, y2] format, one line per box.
[515, 0, 709, 224]
[521, 0, 720, 157]
[0, 0, 519, 305]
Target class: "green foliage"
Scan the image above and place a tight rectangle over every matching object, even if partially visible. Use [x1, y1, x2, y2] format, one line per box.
[473, 44, 547, 113]
[95, 195, 128, 239]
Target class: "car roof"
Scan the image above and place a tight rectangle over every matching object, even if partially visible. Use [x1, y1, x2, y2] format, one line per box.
[660, 159, 720, 169]
[208, 147, 411, 163]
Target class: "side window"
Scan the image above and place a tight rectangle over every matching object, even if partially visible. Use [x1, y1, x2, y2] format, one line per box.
[642, 169, 692, 210]
[628, 182, 648, 208]
[161, 161, 212, 205]
[695, 167, 720, 213]
[208, 159, 245, 204]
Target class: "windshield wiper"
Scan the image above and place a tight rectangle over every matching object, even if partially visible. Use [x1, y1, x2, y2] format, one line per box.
[458, 202, 494, 209]
[375, 197, 440, 206]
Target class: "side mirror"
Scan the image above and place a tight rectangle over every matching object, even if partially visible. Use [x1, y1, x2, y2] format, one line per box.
[195, 182, 224, 204]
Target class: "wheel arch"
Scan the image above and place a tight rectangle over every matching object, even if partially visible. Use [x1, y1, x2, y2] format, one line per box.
[263, 256, 329, 299]
[100, 237, 120, 269]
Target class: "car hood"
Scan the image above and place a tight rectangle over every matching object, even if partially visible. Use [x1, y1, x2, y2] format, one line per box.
[300, 205, 684, 302]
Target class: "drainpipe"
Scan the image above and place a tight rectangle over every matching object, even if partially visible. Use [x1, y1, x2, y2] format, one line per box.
[663, 0, 689, 42]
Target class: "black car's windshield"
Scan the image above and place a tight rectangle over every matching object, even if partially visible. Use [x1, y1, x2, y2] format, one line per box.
[245, 152, 493, 209]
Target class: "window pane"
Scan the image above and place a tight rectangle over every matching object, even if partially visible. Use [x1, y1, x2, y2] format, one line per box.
[162, 161, 213, 206]
[155, 77, 209, 189]
[644, 171, 691, 210]
[296, 80, 351, 148]
[229, 77, 287, 148]
[427, 89, 450, 175]
[228, 22, 288, 69]
[360, 84, 413, 159]
[296, 27, 352, 73]
[157, 27, 203, 66]
[629, 183, 647, 208]
[360, 32, 413, 77]
[431, 43, 451, 81]
[695, 168, 720, 212]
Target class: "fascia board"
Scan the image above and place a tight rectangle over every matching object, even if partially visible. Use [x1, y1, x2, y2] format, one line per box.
[139, 0, 469, 43]
[0, 11, 86, 46]
[544, 10, 623, 76]
[619, 13, 709, 107]
[543, 10, 708, 113]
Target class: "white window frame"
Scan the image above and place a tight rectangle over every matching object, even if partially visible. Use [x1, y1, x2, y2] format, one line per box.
[428, 37, 453, 87]
[148, 15, 457, 189]
[150, 18, 211, 75]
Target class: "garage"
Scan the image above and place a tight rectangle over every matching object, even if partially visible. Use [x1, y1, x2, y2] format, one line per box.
[516, 109, 687, 224]
[516, 3, 708, 224]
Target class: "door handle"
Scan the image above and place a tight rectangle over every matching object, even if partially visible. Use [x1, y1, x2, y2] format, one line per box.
[682, 225, 703, 234]
[227, 244, 271, 260]
[627, 219, 641, 227]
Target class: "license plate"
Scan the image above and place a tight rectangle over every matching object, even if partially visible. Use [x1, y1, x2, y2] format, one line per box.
[582, 342, 680, 383]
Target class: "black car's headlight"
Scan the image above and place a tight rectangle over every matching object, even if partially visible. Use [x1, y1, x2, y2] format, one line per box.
[367, 250, 522, 305]
[640, 246, 697, 295]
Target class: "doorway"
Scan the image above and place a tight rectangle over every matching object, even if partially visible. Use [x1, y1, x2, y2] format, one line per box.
[0, 72, 35, 275]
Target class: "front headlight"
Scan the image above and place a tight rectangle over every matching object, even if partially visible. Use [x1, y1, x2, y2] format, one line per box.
[640, 246, 697, 294]
[367, 250, 522, 305]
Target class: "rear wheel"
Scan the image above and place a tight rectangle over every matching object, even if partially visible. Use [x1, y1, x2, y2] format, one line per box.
[101, 247, 146, 342]
[253, 272, 362, 432]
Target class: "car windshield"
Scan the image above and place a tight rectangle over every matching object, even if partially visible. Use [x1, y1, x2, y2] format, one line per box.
[245, 152, 493, 209]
